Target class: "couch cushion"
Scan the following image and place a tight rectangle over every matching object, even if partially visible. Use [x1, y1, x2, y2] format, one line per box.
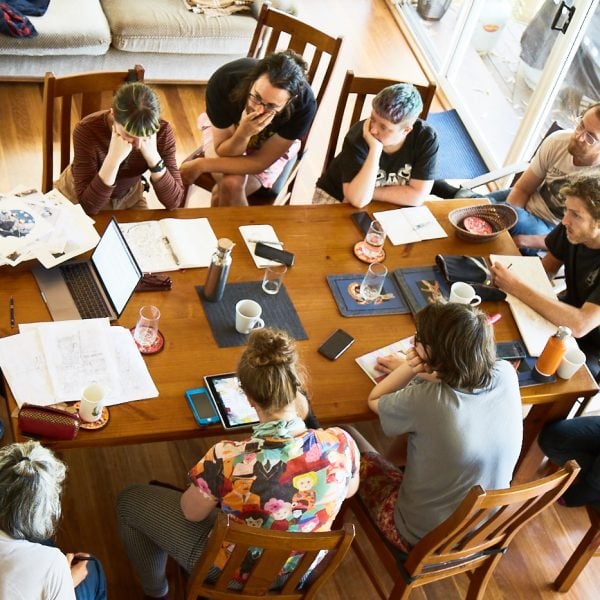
[0, 0, 110, 56]
[102, 0, 256, 55]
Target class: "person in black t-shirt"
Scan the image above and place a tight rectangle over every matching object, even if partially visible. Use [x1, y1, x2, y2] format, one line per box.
[181, 51, 316, 206]
[313, 83, 438, 207]
[491, 172, 600, 380]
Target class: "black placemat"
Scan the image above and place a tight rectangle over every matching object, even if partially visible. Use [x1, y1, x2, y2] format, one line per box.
[196, 281, 307, 348]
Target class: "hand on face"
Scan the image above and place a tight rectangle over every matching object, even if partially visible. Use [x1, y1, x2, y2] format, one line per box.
[406, 346, 439, 382]
[108, 126, 134, 164]
[138, 133, 160, 167]
[363, 118, 383, 152]
[238, 106, 276, 139]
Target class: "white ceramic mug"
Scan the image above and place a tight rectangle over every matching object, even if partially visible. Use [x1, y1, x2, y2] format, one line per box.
[79, 383, 106, 423]
[557, 348, 586, 380]
[449, 282, 482, 306]
[235, 299, 265, 334]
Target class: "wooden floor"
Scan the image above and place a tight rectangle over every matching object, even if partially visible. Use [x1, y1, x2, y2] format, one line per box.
[2, 0, 600, 597]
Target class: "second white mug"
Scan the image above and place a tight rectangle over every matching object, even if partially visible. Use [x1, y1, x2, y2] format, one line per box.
[79, 383, 106, 423]
[449, 282, 481, 306]
[235, 299, 265, 334]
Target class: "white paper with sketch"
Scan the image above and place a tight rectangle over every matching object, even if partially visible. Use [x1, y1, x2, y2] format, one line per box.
[0, 319, 158, 407]
[355, 336, 414, 384]
[119, 218, 218, 272]
[239, 224, 282, 267]
[490, 254, 558, 356]
[373, 206, 447, 245]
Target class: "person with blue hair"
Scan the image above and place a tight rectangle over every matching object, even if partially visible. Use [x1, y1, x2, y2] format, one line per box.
[313, 83, 438, 207]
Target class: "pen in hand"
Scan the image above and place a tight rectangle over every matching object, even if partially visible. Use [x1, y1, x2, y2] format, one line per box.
[9, 296, 14, 329]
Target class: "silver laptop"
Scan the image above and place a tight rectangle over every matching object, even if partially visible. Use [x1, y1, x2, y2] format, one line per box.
[33, 218, 142, 322]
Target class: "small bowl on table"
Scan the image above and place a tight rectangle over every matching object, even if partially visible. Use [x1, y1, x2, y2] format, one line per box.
[448, 204, 517, 243]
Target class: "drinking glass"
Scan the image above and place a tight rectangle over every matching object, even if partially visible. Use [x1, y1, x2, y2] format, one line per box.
[262, 264, 287, 295]
[133, 305, 160, 350]
[360, 263, 388, 302]
[363, 220, 386, 259]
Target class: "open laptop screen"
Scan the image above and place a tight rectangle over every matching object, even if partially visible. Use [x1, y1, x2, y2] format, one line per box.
[91, 219, 142, 315]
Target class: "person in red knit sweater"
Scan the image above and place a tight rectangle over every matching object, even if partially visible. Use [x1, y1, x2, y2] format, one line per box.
[56, 82, 185, 215]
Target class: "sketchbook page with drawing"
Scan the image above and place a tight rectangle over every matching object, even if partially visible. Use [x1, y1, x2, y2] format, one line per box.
[0, 319, 158, 407]
[490, 254, 557, 356]
[355, 336, 415, 383]
[119, 218, 218, 272]
[373, 206, 447, 245]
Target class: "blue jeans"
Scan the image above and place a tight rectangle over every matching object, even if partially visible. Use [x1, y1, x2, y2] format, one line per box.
[487, 188, 554, 255]
[75, 557, 107, 600]
[539, 417, 600, 506]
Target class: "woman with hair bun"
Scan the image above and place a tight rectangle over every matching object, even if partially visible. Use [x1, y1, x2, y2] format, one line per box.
[0, 440, 107, 599]
[117, 327, 359, 600]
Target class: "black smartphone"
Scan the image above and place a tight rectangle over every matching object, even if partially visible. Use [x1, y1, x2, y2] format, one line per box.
[351, 211, 373, 236]
[185, 387, 219, 426]
[318, 329, 355, 360]
[254, 242, 295, 267]
[496, 340, 528, 361]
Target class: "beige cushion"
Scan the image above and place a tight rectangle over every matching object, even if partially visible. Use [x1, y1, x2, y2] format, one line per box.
[102, 0, 256, 55]
[0, 0, 110, 56]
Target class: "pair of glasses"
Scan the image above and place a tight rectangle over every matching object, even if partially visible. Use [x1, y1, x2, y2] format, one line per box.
[574, 116, 599, 146]
[248, 91, 286, 114]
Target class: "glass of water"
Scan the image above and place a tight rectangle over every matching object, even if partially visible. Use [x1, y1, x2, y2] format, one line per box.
[262, 264, 287, 295]
[363, 220, 386, 260]
[133, 305, 160, 350]
[360, 263, 388, 302]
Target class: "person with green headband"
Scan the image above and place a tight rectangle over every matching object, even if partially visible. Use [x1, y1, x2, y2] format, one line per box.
[56, 82, 185, 215]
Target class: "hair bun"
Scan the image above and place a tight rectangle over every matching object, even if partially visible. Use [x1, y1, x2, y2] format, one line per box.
[247, 328, 295, 368]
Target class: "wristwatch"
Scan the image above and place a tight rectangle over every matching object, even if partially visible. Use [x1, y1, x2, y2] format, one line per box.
[149, 159, 165, 173]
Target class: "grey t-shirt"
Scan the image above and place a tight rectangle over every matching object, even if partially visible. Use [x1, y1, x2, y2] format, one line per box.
[378, 360, 522, 545]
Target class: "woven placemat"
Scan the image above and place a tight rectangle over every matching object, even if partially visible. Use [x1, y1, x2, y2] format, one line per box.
[196, 281, 307, 348]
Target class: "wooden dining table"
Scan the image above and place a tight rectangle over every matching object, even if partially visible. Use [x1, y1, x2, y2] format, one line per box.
[1, 199, 597, 483]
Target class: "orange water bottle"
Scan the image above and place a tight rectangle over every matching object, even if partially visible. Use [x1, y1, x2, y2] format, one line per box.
[533, 326, 571, 382]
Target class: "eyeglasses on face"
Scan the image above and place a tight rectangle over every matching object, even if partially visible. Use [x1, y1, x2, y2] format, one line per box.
[248, 90, 287, 114]
[575, 116, 599, 146]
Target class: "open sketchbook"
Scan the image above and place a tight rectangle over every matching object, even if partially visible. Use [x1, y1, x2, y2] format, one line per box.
[490, 254, 557, 356]
[119, 218, 218, 272]
[0, 318, 158, 407]
[373, 206, 447, 245]
[355, 335, 415, 383]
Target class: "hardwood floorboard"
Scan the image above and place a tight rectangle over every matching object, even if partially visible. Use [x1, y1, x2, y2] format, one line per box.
[3, 0, 600, 597]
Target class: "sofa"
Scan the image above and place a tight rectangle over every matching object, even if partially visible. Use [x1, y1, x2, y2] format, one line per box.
[0, 0, 259, 83]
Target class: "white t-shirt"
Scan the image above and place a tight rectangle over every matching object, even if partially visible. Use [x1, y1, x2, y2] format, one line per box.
[0, 531, 75, 600]
[526, 130, 596, 224]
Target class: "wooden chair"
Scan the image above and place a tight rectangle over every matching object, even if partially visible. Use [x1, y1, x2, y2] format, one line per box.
[321, 70, 436, 177]
[554, 504, 600, 592]
[339, 460, 579, 599]
[184, 512, 355, 599]
[193, 2, 343, 205]
[42, 65, 145, 193]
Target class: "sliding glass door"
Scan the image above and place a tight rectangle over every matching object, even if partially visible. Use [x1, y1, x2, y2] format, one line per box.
[394, 0, 599, 171]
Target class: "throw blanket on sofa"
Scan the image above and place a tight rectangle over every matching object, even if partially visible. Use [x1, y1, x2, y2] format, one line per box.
[182, 0, 252, 16]
[7, 0, 50, 16]
[0, 3, 35, 37]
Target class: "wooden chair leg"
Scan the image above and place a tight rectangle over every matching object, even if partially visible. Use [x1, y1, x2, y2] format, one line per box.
[465, 555, 504, 600]
[554, 524, 600, 592]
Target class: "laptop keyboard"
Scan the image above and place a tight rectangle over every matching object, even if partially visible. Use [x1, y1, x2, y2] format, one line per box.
[60, 263, 111, 319]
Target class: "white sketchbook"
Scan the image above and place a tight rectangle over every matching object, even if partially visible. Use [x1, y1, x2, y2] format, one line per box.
[119, 218, 218, 272]
[239, 224, 283, 268]
[490, 254, 557, 356]
[373, 206, 447, 245]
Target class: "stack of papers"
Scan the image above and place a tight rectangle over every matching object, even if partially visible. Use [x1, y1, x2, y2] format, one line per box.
[119, 218, 218, 272]
[0, 189, 99, 268]
[0, 318, 158, 407]
[373, 206, 447, 245]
